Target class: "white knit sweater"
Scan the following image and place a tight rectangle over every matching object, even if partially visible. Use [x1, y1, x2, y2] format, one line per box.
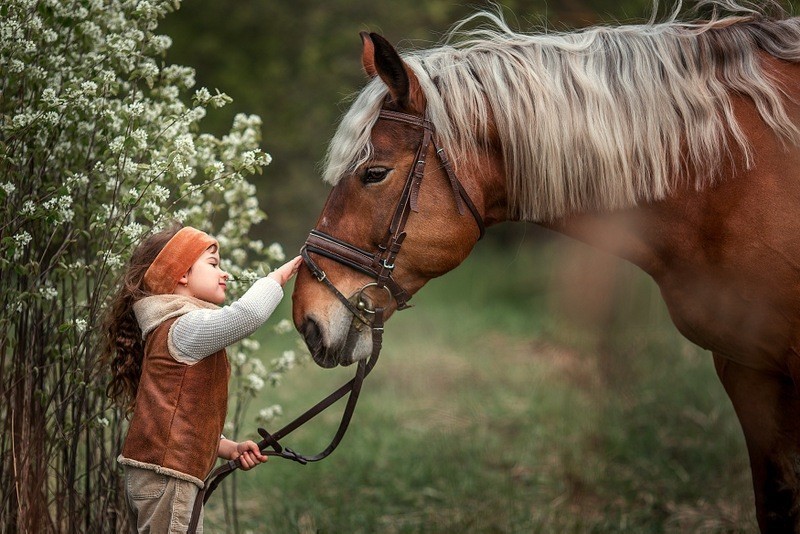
[132, 277, 284, 364]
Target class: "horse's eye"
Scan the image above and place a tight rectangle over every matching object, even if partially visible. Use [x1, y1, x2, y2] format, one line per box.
[362, 167, 390, 184]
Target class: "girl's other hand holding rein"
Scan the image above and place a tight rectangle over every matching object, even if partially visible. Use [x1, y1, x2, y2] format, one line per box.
[218, 438, 268, 470]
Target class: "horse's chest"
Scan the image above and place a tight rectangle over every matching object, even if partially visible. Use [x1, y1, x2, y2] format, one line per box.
[657, 272, 794, 374]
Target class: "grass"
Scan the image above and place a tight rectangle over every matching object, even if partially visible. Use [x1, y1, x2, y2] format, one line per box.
[205, 230, 756, 533]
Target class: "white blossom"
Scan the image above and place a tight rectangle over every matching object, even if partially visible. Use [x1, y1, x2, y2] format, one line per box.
[273, 319, 293, 335]
[12, 231, 32, 260]
[101, 250, 124, 270]
[109, 136, 124, 154]
[131, 128, 148, 149]
[194, 87, 211, 104]
[143, 200, 161, 217]
[122, 222, 144, 241]
[67, 173, 89, 187]
[265, 243, 284, 263]
[249, 357, 267, 378]
[81, 81, 97, 96]
[149, 34, 172, 54]
[248, 239, 264, 253]
[148, 185, 168, 203]
[257, 405, 283, 424]
[21, 201, 36, 215]
[241, 338, 260, 352]
[231, 351, 247, 366]
[229, 247, 247, 264]
[39, 283, 58, 301]
[246, 374, 265, 392]
[209, 161, 225, 177]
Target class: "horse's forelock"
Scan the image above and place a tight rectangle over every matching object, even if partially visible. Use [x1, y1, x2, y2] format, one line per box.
[322, 78, 387, 185]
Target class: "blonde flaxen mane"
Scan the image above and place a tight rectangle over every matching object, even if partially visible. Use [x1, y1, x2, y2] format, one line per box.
[324, 1, 800, 221]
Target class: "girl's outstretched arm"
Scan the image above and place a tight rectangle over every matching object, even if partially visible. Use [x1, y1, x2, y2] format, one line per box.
[169, 256, 303, 363]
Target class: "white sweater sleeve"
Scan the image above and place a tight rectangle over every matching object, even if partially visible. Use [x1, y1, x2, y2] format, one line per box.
[169, 277, 284, 363]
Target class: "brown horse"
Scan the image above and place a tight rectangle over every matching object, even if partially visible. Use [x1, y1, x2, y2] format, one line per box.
[292, 3, 800, 531]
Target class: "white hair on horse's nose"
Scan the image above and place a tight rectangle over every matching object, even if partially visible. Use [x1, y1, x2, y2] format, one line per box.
[328, 301, 373, 363]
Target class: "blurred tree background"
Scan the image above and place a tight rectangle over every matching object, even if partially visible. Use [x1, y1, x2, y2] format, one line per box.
[159, 0, 655, 250]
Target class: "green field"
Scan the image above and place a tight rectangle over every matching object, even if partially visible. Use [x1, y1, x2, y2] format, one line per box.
[206, 231, 756, 533]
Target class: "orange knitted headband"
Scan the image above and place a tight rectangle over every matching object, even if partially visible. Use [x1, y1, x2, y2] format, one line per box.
[143, 227, 218, 295]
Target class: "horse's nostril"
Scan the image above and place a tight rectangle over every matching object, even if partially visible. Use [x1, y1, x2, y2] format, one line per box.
[302, 318, 338, 368]
[302, 318, 323, 353]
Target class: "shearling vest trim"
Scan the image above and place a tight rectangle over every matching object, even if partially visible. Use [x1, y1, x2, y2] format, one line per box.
[120, 317, 230, 487]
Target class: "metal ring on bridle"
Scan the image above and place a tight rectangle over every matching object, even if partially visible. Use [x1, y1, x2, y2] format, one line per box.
[355, 283, 393, 315]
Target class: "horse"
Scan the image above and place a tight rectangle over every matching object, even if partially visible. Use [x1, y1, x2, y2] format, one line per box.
[291, 2, 800, 531]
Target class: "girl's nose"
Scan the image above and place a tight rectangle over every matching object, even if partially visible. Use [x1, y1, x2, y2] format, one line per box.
[221, 271, 230, 280]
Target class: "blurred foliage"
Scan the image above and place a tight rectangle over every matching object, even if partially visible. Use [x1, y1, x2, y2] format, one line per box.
[159, 0, 655, 249]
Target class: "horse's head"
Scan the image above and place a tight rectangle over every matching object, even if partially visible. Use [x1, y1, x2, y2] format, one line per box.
[292, 32, 501, 368]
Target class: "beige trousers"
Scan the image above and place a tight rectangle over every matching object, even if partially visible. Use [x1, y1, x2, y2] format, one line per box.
[125, 465, 203, 533]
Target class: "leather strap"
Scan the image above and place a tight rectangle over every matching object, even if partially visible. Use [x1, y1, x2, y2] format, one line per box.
[303, 231, 412, 310]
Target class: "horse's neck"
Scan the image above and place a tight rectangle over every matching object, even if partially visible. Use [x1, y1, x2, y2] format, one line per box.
[474, 157, 669, 273]
[541, 207, 665, 277]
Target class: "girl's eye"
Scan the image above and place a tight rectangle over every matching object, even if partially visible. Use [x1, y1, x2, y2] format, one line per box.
[362, 167, 390, 184]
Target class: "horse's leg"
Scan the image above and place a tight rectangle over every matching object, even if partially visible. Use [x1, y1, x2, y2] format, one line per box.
[714, 353, 800, 533]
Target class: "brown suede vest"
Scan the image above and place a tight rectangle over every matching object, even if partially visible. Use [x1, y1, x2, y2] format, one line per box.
[122, 317, 230, 483]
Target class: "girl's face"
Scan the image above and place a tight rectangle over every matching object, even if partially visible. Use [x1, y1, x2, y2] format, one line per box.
[182, 246, 229, 304]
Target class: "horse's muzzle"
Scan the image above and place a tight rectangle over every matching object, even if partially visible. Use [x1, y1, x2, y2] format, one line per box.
[300, 318, 338, 369]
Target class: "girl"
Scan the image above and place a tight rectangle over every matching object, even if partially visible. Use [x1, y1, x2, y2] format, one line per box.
[104, 224, 302, 533]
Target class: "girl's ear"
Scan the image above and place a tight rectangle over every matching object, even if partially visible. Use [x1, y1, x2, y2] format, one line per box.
[178, 271, 189, 287]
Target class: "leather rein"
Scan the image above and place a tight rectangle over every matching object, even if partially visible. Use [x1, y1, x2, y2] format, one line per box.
[188, 108, 484, 532]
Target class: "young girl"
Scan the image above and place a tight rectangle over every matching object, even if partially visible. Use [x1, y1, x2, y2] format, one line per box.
[104, 224, 302, 533]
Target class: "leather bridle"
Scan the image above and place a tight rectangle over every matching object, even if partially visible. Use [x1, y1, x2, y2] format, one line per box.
[302, 109, 485, 315]
[188, 108, 485, 533]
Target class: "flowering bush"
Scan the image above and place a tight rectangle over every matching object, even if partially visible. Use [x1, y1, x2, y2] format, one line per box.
[0, 0, 298, 531]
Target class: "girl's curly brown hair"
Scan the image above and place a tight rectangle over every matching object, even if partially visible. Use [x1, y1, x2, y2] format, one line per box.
[103, 223, 182, 411]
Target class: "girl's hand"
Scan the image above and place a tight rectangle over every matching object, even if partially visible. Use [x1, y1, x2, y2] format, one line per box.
[233, 440, 268, 471]
[268, 255, 303, 287]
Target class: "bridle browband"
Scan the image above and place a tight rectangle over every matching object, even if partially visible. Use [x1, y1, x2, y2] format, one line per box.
[188, 108, 484, 533]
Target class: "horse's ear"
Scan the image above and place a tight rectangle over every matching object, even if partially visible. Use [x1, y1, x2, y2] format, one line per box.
[368, 32, 423, 113]
[360, 31, 377, 78]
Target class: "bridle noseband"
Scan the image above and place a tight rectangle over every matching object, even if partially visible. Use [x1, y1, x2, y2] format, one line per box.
[189, 109, 485, 533]
[302, 108, 486, 316]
